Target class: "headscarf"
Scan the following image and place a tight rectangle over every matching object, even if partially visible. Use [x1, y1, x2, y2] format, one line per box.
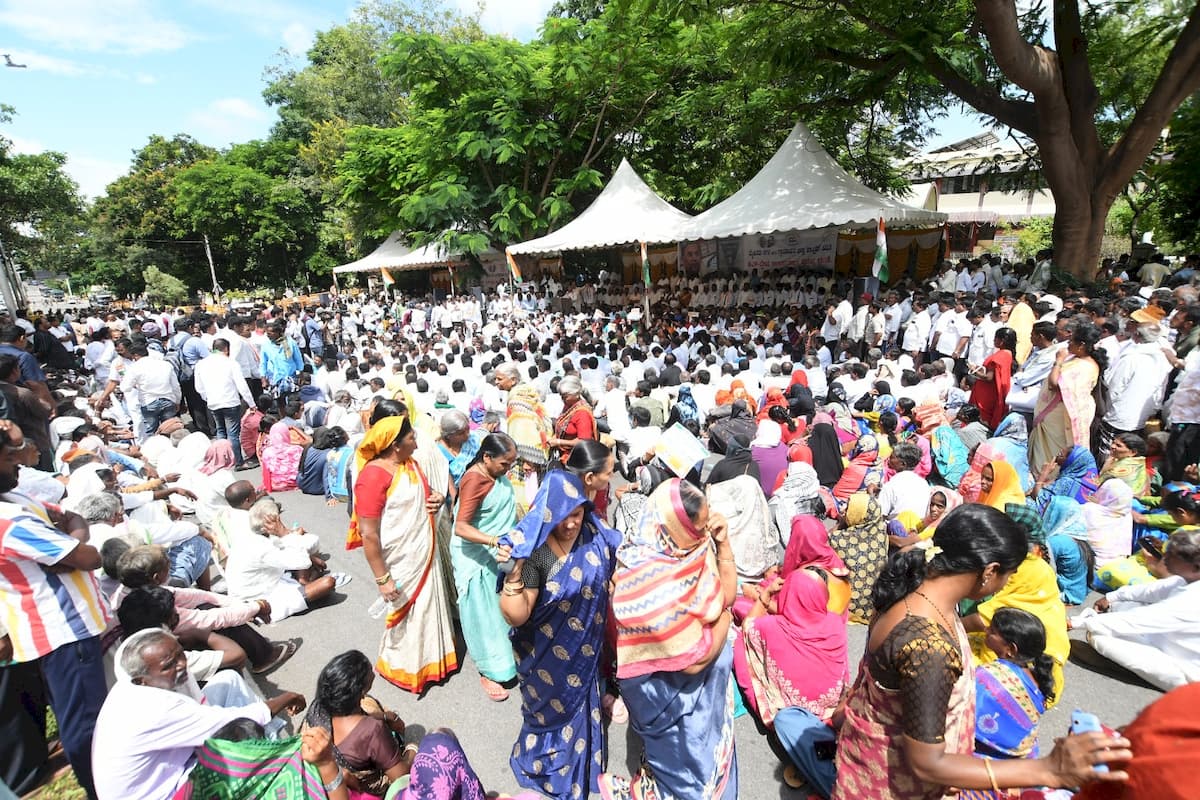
[929, 424, 970, 486]
[852, 433, 879, 459]
[1043, 445, 1099, 506]
[1043, 496, 1088, 541]
[1080, 478, 1134, 564]
[1004, 502, 1047, 548]
[730, 380, 757, 413]
[959, 442, 1006, 503]
[674, 385, 700, 426]
[500, 470, 589, 561]
[199, 440, 236, 476]
[737, 568, 849, 725]
[783, 515, 848, 577]
[808, 423, 844, 487]
[987, 413, 1033, 493]
[751, 419, 783, 449]
[873, 394, 897, 414]
[789, 370, 808, 388]
[346, 415, 413, 551]
[1098, 455, 1149, 497]
[980, 460, 1027, 511]
[787, 442, 812, 466]
[612, 479, 725, 679]
[922, 488, 963, 537]
[770, 461, 823, 541]
[714, 389, 734, 407]
[757, 387, 788, 421]
[175, 432, 211, 472]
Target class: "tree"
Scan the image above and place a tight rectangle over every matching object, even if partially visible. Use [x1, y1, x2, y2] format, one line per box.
[143, 264, 188, 305]
[1151, 96, 1200, 251]
[0, 112, 84, 275]
[667, 0, 1200, 281]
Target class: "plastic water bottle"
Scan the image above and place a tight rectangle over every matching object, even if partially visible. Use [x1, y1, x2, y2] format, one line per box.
[368, 596, 400, 619]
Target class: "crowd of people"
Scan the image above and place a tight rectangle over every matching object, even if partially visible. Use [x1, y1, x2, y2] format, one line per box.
[2, 251, 1199, 800]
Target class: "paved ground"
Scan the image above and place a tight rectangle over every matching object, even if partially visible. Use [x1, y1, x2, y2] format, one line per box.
[249, 469, 1164, 799]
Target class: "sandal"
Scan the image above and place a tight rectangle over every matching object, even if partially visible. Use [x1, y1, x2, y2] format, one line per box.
[783, 764, 808, 790]
[602, 693, 628, 724]
[480, 675, 510, 702]
[251, 639, 298, 675]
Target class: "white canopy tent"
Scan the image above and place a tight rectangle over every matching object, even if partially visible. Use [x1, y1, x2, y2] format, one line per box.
[507, 158, 693, 257]
[332, 232, 414, 274]
[389, 241, 501, 268]
[679, 122, 946, 240]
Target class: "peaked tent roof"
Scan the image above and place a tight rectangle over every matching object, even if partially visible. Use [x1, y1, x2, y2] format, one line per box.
[332, 232, 414, 274]
[679, 122, 946, 241]
[507, 158, 693, 257]
[389, 241, 500, 269]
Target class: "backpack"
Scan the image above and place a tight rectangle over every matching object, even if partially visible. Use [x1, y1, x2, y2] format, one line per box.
[166, 333, 195, 382]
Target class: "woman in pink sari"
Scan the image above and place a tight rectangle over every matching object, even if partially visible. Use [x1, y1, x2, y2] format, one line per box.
[958, 443, 1007, 503]
[262, 400, 311, 492]
[1029, 325, 1106, 476]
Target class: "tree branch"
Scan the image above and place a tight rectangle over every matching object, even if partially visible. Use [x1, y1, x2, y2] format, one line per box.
[975, 0, 1059, 96]
[1052, 0, 1102, 170]
[1101, 2, 1200, 195]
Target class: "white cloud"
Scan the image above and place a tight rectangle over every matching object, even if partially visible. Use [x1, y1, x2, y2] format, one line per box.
[135, 72, 157, 85]
[187, 97, 272, 145]
[281, 22, 312, 55]
[455, 0, 557, 39]
[0, 0, 192, 55]
[66, 154, 129, 199]
[5, 133, 48, 154]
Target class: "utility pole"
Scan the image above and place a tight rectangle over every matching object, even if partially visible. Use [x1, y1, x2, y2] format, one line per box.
[203, 234, 221, 301]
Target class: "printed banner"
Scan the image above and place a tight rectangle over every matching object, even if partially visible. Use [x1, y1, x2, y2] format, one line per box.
[678, 228, 837, 277]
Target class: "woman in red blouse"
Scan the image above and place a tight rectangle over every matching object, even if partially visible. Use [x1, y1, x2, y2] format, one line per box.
[548, 375, 597, 466]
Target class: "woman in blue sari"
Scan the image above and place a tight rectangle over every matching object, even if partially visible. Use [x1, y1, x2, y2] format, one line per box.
[930, 424, 970, 486]
[497, 470, 620, 800]
[961, 608, 1056, 800]
[1043, 497, 1093, 605]
[602, 479, 739, 800]
[986, 413, 1034, 493]
[1033, 445, 1099, 510]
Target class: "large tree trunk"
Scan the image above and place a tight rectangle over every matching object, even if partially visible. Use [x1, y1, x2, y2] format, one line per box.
[1051, 196, 1109, 283]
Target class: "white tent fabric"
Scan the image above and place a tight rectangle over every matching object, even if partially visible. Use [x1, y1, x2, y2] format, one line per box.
[332, 232, 414, 274]
[507, 159, 693, 256]
[679, 122, 946, 240]
[390, 241, 501, 268]
[897, 182, 938, 211]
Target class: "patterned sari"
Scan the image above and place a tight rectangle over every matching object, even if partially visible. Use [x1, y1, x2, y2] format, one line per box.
[827, 493, 889, 624]
[833, 619, 976, 800]
[261, 420, 303, 491]
[611, 479, 737, 800]
[1029, 356, 1099, 475]
[973, 660, 1045, 759]
[181, 736, 326, 800]
[506, 383, 551, 472]
[503, 471, 620, 800]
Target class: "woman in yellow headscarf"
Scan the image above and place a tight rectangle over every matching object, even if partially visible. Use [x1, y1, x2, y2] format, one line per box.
[978, 460, 1027, 512]
[348, 414, 459, 693]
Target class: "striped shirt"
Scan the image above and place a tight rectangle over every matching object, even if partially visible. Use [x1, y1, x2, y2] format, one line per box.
[0, 493, 110, 662]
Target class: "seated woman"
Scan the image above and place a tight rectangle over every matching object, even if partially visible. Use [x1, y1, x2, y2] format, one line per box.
[1042, 497, 1094, 605]
[978, 460, 1027, 512]
[970, 608, 1056, 778]
[827, 493, 889, 624]
[262, 401, 311, 492]
[734, 550, 850, 730]
[1097, 432, 1149, 497]
[928, 424, 970, 487]
[298, 426, 349, 499]
[964, 504, 1069, 707]
[303, 649, 414, 798]
[985, 413, 1033, 493]
[239, 393, 273, 468]
[830, 433, 881, 504]
[888, 487, 963, 547]
[958, 443, 1007, 504]
[1082, 478, 1135, 571]
[750, 419, 788, 498]
[188, 440, 238, 526]
[1032, 445, 1099, 510]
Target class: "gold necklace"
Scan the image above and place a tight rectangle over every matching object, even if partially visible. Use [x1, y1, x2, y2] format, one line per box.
[913, 589, 958, 637]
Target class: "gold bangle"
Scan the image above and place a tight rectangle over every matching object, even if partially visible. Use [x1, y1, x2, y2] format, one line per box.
[374, 573, 391, 586]
[717, 556, 736, 564]
[501, 583, 524, 596]
[983, 757, 1000, 794]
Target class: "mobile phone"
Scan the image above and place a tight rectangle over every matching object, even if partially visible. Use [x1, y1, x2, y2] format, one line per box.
[1138, 536, 1164, 561]
[1070, 710, 1109, 773]
[814, 739, 837, 761]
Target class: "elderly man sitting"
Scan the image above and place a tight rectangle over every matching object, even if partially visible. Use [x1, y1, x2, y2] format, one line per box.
[92, 628, 309, 800]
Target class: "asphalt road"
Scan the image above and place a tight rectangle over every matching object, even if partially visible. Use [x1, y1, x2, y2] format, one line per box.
[248, 471, 1163, 799]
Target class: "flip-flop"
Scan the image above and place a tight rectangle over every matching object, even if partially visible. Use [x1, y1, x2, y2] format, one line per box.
[251, 639, 298, 675]
[480, 675, 509, 702]
[331, 572, 352, 589]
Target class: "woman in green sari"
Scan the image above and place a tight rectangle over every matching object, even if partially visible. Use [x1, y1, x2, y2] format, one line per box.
[452, 432, 521, 701]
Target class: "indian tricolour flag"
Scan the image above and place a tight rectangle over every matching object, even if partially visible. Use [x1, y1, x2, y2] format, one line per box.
[380, 267, 395, 288]
[640, 242, 651, 287]
[506, 251, 523, 283]
[871, 217, 889, 284]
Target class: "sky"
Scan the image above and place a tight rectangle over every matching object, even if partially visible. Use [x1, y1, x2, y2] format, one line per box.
[0, 0, 978, 200]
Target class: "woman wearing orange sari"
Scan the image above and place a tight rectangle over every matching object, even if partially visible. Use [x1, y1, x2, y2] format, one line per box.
[968, 327, 1017, 431]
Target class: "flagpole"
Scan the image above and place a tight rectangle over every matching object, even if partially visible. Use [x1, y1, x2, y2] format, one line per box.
[640, 241, 651, 329]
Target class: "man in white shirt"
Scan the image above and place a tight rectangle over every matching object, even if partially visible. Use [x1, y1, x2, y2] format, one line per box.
[821, 298, 852, 342]
[901, 298, 932, 363]
[875, 442, 931, 519]
[92, 629, 310, 800]
[1073, 529, 1200, 691]
[120, 343, 181, 440]
[193, 339, 255, 467]
[1097, 318, 1172, 461]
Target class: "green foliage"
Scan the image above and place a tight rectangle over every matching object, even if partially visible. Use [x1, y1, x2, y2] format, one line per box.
[143, 264, 189, 304]
[0, 133, 83, 274]
[1016, 217, 1055, 259]
[1150, 97, 1200, 252]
